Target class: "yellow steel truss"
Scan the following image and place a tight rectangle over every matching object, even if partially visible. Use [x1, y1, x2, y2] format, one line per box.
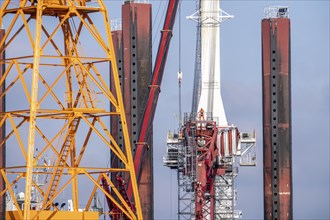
[0, 0, 142, 219]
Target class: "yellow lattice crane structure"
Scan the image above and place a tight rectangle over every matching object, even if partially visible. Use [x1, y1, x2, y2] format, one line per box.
[0, 0, 142, 219]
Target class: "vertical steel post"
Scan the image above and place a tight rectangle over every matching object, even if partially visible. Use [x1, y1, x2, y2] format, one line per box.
[121, 2, 153, 219]
[262, 7, 292, 220]
[24, 1, 43, 219]
[0, 28, 5, 220]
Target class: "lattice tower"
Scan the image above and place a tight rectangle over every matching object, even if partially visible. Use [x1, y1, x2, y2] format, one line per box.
[0, 1, 142, 219]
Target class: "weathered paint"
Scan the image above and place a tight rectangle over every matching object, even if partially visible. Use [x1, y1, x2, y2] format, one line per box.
[130, 1, 179, 209]
[110, 30, 122, 143]
[110, 30, 123, 185]
[262, 18, 292, 220]
[0, 29, 5, 220]
[122, 3, 153, 219]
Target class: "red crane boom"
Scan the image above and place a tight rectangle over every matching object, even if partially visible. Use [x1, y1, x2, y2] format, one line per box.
[127, 0, 180, 197]
[103, 0, 180, 217]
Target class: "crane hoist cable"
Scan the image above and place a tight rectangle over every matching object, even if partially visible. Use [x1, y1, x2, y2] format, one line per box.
[178, 1, 182, 128]
[152, 0, 167, 47]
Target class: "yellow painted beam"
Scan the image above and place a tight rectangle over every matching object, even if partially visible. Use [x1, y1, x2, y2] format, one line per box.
[7, 211, 98, 220]
[23, 1, 43, 219]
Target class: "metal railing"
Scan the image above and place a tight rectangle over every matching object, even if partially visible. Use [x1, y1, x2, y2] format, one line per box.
[264, 6, 289, 19]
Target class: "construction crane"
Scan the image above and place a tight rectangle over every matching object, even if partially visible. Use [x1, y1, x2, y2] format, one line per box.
[164, 0, 257, 219]
[0, 0, 141, 219]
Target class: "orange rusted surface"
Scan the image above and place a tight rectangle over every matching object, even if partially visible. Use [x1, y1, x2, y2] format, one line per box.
[262, 18, 292, 220]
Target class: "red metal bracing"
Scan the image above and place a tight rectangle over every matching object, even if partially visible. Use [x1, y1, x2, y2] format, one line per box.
[262, 17, 292, 220]
[101, 175, 135, 220]
[193, 122, 219, 220]
[101, 177, 121, 220]
[180, 115, 242, 219]
[116, 175, 136, 214]
[127, 0, 180, 198]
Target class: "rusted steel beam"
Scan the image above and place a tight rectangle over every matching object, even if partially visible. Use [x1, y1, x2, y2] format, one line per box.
[110, 2, 153, 219]
[262, 16, 292, 220]
[130, 0, 179, 194]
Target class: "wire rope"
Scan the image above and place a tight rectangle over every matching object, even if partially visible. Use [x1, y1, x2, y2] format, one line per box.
[179, 1, 181, 73]
[152, 0, 166, 47]
[178, 1, 182, 127]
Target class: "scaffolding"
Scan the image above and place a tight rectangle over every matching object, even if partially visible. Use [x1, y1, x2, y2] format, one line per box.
[164, 112, 256, 219]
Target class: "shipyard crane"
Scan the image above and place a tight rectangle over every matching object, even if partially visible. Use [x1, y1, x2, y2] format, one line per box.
[163, 0, 257, 219]
[0, 0, 142, 219]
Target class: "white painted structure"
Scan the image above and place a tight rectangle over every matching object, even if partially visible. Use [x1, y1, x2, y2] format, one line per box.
[187, 0, 233, 125]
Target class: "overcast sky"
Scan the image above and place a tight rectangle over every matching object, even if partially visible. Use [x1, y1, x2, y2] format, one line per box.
[106, 1, 329, 219]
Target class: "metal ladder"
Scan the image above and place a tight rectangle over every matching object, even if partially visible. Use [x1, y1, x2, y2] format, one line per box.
[45, 117, 80, 206]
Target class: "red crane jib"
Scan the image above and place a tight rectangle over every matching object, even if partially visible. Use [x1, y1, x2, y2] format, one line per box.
[101, 0, 179, 215]
[126, 0, 180, 198]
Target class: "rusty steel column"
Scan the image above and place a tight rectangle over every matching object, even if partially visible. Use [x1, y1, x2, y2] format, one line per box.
[122, 2, 153, 219]
[110, 30, 123, 143]
[262, 7, 292, 220]
[0, 28, 5, 220]
[110, 29, 123, 181]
